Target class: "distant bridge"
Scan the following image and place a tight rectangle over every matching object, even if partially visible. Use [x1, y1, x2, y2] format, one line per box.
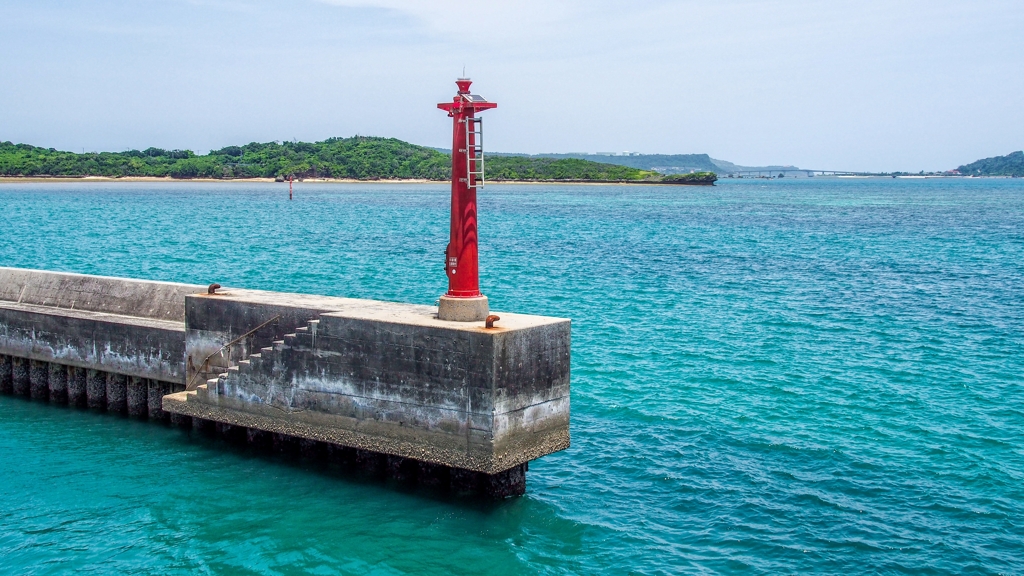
[727, 169, 885, 178]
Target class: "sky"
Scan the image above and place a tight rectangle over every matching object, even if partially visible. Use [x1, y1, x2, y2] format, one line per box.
[1, 0, 1022, 172]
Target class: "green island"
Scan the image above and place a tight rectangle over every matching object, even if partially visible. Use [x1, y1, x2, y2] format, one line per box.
[0, 137, 717, 185]
[957, 151, 1024, 177]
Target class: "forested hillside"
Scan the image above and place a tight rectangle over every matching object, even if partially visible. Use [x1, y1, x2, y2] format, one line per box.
[0, 137, 449, 180]
[957, 151, 1024, 177]
[0, 137, 668, 182]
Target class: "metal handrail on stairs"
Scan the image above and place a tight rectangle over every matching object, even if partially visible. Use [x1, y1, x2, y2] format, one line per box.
[185, 315, 281, 391]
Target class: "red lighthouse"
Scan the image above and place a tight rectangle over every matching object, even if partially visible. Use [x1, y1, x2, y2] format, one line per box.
[437, 78, 497, 321]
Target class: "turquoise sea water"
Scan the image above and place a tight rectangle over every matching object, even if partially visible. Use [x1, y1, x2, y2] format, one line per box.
[1, 178, 1022, 574]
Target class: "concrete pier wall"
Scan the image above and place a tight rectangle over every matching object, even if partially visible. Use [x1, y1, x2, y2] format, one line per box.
[0, 267, 201, 383]
[0, 354, 182, 416]
[167, 288, 571, 476]
[0, 267, 571, 497]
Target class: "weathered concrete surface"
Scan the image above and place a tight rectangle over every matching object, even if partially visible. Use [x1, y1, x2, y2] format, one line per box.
[183, 290, 382, 389]
[0, 356, 173, 426]
[169, 288, 571, 475]
[127, 376, 147, 418]
[106, 373, 128, 414]
[437, 295, 489, 322]
[0, 267, 571, 493]
[148, 379, 172, 421]
[0, 267, 199, 321]
[29, 359, 48, 401]
[48, 363, 68, 404]
[170, 413, 528, 497]
[0, 354, 12, 395]
[12, 356, 29, 396]
[0, 267, 203, 383]
[86, 369, 106, 410]
[68, 366, 87, 407]
[0, 302, 188, 382]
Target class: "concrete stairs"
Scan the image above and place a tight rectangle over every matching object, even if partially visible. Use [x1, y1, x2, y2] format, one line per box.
[198, 318, 319, 401]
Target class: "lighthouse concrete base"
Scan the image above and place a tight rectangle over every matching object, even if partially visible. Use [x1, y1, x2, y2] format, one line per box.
[437, 295, 489, 322]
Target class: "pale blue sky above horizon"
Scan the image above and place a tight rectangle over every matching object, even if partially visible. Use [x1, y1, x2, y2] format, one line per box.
[1, 0, 1021, 172]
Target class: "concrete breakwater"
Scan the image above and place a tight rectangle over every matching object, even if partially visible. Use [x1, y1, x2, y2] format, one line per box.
[0, 267, 570, 497]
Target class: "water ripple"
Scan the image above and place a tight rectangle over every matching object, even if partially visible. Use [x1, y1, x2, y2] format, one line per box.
[1, 178, 1022, 573]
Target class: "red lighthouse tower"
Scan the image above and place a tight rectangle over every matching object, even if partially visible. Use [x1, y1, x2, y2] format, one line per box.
[437, 78, 497, 321]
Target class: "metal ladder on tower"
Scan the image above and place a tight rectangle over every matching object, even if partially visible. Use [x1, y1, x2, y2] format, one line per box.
[464, 116, 485, 188]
